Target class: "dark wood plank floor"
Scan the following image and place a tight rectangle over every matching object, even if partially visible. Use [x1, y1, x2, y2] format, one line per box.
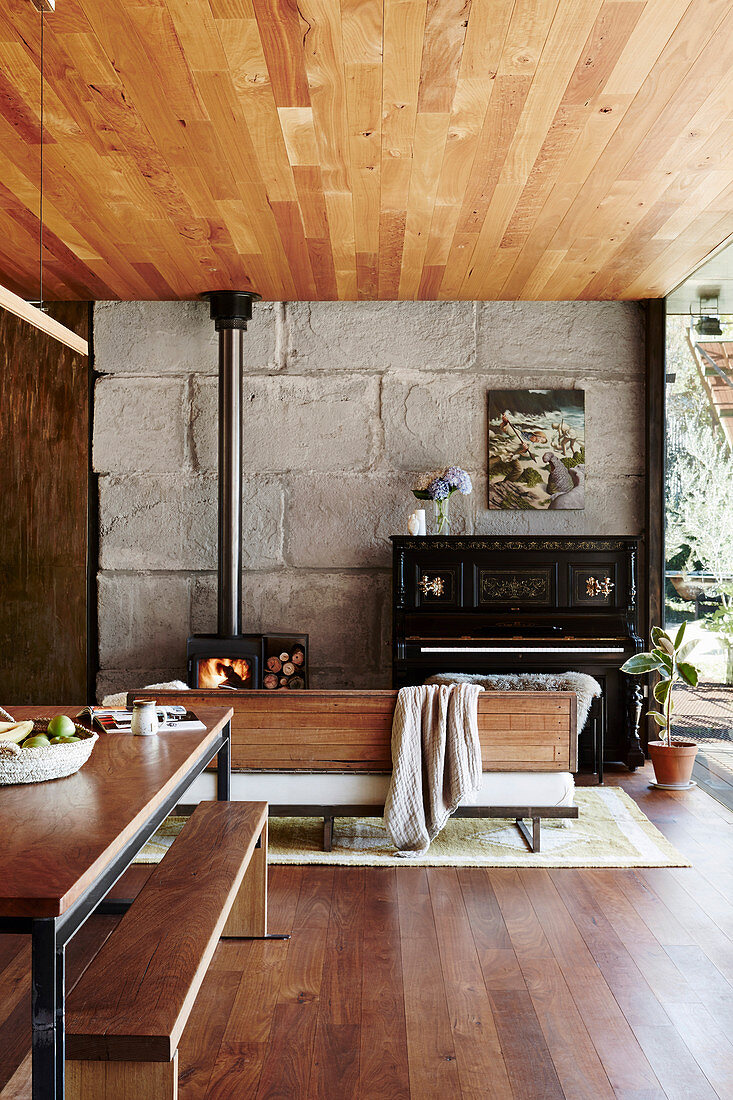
[2, 764, 733, 1098]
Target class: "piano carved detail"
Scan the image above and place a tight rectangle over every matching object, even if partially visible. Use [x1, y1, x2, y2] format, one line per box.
[402, 537, 630, 552]
[586, 576, 614, 598]
[480, 570, 551, 605]
[419, 575, 445, 598]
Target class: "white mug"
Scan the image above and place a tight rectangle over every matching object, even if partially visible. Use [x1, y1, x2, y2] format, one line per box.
[131, 699, 159, 737]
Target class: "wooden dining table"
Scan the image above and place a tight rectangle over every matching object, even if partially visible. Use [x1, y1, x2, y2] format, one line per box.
[0, 704, 234, 1100]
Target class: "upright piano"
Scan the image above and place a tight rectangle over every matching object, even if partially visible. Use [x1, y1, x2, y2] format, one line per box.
[391, 535, 645, 781]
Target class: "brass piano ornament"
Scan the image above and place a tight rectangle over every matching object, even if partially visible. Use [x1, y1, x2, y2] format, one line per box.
[586, 576, 614, 598]
[419, 576, 445, 598]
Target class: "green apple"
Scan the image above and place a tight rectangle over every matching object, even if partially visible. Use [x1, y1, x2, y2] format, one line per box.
[50, 735, 80, 744]
[47, 715, 76, 739]
[22, 734, 51, 748]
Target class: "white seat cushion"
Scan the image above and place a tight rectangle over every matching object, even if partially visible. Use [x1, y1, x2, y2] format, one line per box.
[184, 770, 575, 809]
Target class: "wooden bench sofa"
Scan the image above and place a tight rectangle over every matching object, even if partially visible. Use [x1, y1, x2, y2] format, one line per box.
[131, 689, 579, 852]
[66, 799, 268, 1099]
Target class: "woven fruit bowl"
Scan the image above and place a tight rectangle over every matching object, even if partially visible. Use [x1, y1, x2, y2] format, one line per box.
[0, 719, 98, 786]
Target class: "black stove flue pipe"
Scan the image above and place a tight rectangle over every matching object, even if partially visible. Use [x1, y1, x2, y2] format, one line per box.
[203, 290, 261, 638]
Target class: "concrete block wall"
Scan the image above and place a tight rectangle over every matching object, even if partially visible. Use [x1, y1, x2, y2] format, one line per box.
[93, 300, 645, 699]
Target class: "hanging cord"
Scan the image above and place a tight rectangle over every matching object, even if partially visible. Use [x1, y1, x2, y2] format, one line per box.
[38, 7, 44, 310]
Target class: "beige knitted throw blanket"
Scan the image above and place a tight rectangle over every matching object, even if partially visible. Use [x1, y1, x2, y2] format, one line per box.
[384, 683, 484, 857]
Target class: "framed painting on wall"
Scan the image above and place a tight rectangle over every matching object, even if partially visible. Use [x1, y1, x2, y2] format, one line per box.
[488, 389, 585, 510]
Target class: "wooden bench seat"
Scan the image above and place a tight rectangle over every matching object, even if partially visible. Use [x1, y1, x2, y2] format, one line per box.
[129, 689, 579, 772]
[131, 689, 580, 854]
[66, 799, 268, 1099]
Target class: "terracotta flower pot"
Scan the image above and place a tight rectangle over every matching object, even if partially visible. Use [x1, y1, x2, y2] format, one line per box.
[647, 740, 698, 788]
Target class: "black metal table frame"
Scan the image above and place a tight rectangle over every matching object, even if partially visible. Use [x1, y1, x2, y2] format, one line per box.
[0, 720, 231, 1100]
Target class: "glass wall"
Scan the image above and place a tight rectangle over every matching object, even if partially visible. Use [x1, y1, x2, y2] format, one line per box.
[665, 313, 733, 684]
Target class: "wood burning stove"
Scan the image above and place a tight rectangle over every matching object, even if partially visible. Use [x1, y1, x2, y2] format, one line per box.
[186, 291, 308, 692]
[187, 634, 261, 689]
[187, 633, 308, 690]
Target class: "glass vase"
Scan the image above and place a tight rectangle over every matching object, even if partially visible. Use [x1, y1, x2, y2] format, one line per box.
[432, 496, 450, 535]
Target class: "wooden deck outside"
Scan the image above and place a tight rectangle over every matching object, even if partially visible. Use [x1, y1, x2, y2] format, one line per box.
[672, 683, 733, 743]
[2, 765, 733, 1098]
[690, 340, 733, 449]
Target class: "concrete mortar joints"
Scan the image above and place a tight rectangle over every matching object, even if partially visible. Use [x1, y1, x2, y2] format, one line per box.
[274, 301, 288, 371]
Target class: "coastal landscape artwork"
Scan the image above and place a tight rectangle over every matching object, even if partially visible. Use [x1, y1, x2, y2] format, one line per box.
[488, 389, 585, 510]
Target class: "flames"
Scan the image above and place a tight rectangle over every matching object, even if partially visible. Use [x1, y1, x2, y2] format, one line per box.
[197, 657, 252, 689]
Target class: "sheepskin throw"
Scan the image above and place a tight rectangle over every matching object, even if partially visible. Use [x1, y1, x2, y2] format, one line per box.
[384, 682, 483, 857]
[101, 680, 190, 708]
[425, 671, 601, 732]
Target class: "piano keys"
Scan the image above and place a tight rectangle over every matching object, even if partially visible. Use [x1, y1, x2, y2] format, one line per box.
[419, 646, 628, 654]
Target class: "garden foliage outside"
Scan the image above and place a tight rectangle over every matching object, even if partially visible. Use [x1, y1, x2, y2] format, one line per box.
[666, 316, 733, 683]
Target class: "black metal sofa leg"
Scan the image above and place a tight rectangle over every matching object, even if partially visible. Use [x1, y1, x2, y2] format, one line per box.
[515, 817, 541, 853]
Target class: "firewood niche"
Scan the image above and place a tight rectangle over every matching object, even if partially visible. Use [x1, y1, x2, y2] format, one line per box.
[263, 643, 306, 691]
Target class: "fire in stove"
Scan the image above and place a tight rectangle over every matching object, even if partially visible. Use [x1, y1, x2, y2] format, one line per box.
[196, 657, 253, 689]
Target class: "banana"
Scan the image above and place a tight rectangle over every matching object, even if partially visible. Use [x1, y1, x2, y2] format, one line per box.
[0, 721, 34, 745]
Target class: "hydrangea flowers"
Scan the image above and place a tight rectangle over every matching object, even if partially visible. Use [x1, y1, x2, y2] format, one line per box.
[413, 465, 473, 502]
[412, 466, 472, 534]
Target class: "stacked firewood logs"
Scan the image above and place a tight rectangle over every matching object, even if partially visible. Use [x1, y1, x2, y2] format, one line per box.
[263, 645, 306, 690]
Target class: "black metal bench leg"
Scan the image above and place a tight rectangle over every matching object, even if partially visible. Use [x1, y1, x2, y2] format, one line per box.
[217, 721, 231, 801]
[323, 816, 334, 852]
[514, 817, 541, 853]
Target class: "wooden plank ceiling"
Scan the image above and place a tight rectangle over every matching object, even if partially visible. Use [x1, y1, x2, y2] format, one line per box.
[1, 0, 733, 301]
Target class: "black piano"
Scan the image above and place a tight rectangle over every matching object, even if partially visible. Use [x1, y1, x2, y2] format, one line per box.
[391, 535, 646, 782]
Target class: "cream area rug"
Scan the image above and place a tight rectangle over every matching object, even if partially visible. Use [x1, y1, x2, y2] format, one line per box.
[135, 788, 688, 869]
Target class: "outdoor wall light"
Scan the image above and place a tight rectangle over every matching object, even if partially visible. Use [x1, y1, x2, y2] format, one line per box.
[693, 295, 724, 337]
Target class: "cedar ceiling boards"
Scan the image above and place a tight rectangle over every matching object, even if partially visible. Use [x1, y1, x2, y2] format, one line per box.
[0, 0, 732, 301]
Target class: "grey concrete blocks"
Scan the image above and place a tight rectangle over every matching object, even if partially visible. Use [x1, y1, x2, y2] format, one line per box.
[97, 572, 191, 671]
[476, 301, 645, 377]
[382, 372, 487, 470]
[585, 381, 645, 476]
[191, 568, 390, 676]
[286, 301, 476, 371]
[93, 377, 188, 474]
[284, 471, 473, 568]
[94, 299, 277, 374]
[99, 474, 283, 570]
[96, 668, 187, 704]
[93, 299, 646, 697]
[191, 373, 379, 473]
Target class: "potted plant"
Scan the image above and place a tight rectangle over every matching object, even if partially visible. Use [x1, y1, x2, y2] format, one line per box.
[621, 622, 702, 789]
